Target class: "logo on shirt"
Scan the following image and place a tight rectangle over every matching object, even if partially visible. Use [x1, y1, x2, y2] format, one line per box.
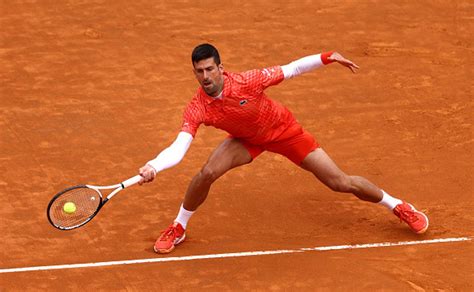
[239, 99, 248, 106]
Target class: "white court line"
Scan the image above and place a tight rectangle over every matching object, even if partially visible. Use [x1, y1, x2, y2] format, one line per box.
[0, 237, 470, 274]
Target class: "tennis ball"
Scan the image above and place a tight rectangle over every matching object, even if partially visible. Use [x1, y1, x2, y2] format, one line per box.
[63, 202, 76, 214]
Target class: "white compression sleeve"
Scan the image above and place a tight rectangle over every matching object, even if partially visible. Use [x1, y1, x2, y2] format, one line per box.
[146, 131, 193, 173]
[281, 54, 324, 79]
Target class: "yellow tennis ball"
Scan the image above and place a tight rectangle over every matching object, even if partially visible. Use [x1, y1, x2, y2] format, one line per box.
[63, 202, 76, 214]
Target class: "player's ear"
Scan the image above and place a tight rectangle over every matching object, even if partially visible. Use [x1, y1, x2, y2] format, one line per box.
[218, 63, 224, 73]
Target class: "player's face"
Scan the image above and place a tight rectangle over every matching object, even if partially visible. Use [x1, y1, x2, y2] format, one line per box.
[193, 57, 224, 97]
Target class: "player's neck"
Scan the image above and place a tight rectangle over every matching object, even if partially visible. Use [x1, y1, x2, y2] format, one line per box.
[212, 78, 225, 99]
[213, 90, 223, 99]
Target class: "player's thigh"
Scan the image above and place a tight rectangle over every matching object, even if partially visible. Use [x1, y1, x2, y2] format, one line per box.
[204, 138, 253, 175]
[300, 148, 349, 187]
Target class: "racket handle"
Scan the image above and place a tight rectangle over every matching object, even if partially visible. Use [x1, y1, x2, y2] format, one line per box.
[121, 175, 143, 188]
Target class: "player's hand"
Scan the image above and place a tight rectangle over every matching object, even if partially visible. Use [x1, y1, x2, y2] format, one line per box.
[328, 52, 360, 73]
[138, 164, 157, 185]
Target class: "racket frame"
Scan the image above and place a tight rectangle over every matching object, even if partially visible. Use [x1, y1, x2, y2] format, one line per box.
[47, 175, 142, 230]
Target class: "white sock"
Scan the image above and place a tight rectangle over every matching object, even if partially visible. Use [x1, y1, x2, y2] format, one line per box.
[378, 190, 403, 211]
[174, 204, 194, 230]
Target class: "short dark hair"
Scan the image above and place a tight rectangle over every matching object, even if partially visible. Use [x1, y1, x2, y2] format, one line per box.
[191, 43, 221, 65]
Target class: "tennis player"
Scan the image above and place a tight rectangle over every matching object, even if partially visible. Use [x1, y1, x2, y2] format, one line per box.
[139, 44, 429, 254]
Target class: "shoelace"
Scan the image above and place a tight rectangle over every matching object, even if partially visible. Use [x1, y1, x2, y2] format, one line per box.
[159, 226, 179, 242]
[397, 208, 419, 223]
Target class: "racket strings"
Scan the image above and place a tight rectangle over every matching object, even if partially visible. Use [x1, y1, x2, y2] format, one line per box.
[48, 187, 101, 229]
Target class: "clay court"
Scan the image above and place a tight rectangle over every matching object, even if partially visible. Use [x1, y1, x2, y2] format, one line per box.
[1, 0, 473, 290]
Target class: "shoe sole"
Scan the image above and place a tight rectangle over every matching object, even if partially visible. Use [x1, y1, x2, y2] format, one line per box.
[407, 203, 429, 234]
[414, 211, 429, 234]
[154, 233, 186, 254]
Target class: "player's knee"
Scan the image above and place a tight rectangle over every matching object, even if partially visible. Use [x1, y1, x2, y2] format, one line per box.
[327, 175, 352, 193]
[199, 165, 220, 183]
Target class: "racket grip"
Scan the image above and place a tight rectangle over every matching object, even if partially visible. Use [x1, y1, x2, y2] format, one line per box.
[122, 175, 143, 188]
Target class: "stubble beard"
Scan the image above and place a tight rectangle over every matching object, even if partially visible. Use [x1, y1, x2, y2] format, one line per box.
[203, 80, 223, 97]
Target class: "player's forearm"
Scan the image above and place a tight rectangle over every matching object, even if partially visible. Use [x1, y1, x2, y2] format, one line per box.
[146, 132, 193, 173]
[281, 51, 335, 79]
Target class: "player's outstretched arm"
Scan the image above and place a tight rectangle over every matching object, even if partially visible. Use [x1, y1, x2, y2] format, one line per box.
[138, 131, 193, 185]
[281, 51, 359, 79]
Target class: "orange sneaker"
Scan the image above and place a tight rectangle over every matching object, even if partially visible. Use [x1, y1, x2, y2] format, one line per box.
[154, 222, 186, 254]
[393, 202, 429, 234]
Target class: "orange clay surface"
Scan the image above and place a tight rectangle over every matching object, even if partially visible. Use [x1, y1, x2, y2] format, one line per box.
[1, 1, 473, 290]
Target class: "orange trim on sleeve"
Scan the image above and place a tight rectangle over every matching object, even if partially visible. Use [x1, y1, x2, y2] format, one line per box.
[321, 51, 335, 65]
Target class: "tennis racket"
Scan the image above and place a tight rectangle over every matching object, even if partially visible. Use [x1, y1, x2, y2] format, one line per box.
[47, 175, 143, 230]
